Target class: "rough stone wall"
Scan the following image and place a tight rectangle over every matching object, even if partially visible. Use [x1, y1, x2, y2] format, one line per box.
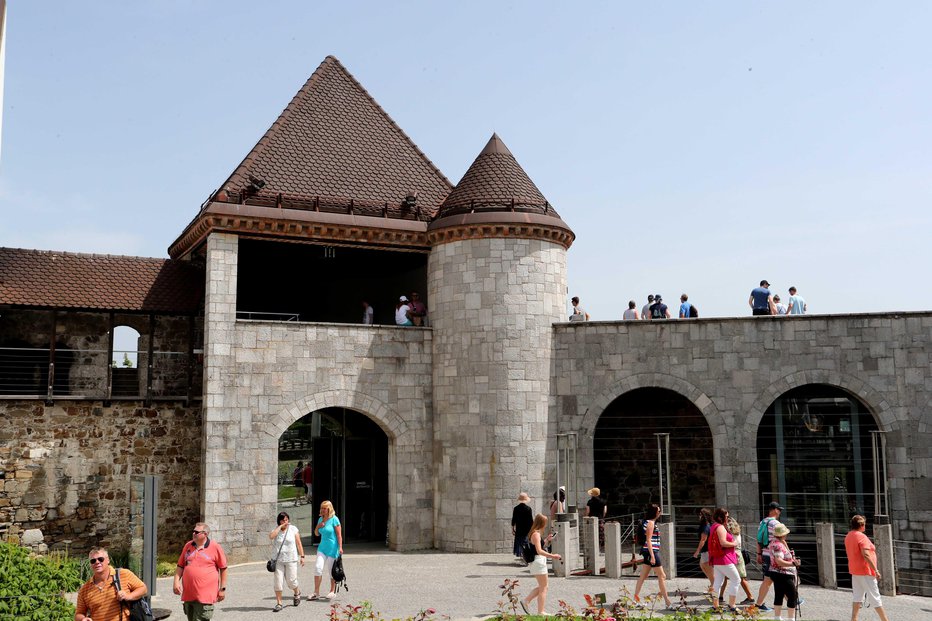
[551, 313, 932, 542]
[428, 237, 567, 552]
[0, 400, 202, 555]
[201, 233, 434, 562]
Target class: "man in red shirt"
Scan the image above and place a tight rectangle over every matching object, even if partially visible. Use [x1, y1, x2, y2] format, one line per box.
[174, 522, 228, 621]
[844, 515, 891, 621]
[302, 462, 314, 504]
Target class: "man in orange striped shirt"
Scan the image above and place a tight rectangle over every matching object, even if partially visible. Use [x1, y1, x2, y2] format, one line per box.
[75, 547, 147, 621]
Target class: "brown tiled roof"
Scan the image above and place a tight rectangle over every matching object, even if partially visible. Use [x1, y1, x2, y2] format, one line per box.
[0, 247, 204, 313]
[213, 55, 453, 221]
[434, 133, 561, 219]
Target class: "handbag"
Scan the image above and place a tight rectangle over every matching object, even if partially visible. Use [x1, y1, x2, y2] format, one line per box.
[267, 527, 287, 572]
[331, 554, 348, 593]
[114, 569, 154, 621]
[741, 548, 751, 565]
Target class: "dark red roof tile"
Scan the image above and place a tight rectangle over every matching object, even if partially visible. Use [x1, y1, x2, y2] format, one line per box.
[0, 248, 203, 313]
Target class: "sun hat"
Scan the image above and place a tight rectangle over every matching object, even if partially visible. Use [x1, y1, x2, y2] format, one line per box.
[587, 487, 600, 496]
[773, 523, 790, 537]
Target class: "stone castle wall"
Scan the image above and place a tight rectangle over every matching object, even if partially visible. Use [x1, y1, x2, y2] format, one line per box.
[551, 313, 932, 541]
[201, 234, 435, 562]
[0, 400, 202, 555]
[428, 237, 567, 552]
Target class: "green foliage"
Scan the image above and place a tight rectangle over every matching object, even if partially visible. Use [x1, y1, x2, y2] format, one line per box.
[327, 600, 446, 621]
[0, 542, 82, 621]
[157, 561, 176, 577]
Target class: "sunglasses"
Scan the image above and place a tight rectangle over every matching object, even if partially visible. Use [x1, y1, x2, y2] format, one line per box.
[192, 530, 206, 535]
[90, 557, 106, 564]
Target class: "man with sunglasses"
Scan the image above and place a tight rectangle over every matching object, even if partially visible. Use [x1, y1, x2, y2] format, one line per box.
[174, 523, 228, 620]
[75, 547, 147, 621]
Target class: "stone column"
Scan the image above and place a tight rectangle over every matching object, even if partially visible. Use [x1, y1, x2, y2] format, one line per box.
[604, 521, 622, 578]
[552, 520, 572, 577]
[815, 522, 837, 589]
[428, 237, 567, 552]
[874, 524, 896, 596]
[583, 516, 600, 574]
[657, 521, 676, 577]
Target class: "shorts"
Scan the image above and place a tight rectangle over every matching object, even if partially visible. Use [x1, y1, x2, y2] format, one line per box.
[314, 552, 335, 578]
[852, 575, 883, 608]
[753, 308, 771, 316]
[700, 551, 709, 564]
[641, 548, 662, 567]
[183, 601, 214, 621]
[762, 554, 776, 579]
[529, 555, 548, 575]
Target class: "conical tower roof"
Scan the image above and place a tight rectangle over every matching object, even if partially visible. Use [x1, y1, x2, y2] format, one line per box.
[215, 56, 452, 213]
[427, 134, 573, 248]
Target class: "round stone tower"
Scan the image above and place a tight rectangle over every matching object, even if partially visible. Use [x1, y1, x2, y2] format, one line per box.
[426, 134, 574, 551]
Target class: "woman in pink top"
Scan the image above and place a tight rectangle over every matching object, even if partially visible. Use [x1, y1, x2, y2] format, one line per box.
[709, 507, 740, 613]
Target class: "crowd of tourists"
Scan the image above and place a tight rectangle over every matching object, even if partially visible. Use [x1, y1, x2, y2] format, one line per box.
[508, 493, 890, 620]
[569, 281, 808, 322]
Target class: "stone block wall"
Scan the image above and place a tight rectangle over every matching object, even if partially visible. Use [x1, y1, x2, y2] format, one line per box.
[551, 313, 932, 541]
[202, 233, 435, 562]
[0, 400, 202, 555]
[428, 237, 567, 552]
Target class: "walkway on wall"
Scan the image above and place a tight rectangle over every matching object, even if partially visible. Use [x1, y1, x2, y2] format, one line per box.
[151, 552, 930, 620]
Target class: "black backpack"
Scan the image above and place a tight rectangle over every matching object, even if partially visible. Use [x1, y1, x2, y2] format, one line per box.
[634, 519, 647, 547]
[331, 555, 348, 593]
[521, 538, 537, 563]
[689, 304, 699, 318]
[113, 569, 153, 621]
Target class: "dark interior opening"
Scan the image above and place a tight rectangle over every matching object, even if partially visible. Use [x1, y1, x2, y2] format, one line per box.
[236, 239, 427, 324]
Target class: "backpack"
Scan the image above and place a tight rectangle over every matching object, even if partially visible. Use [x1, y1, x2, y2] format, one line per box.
[689, 304, 699, 318]
[650, 304, 665, 319]
[757, 517, 773, 547]
[521, 538, 537, 563]
[707, 523, 724, 559]
[635, 519, 647, 547]
[331, 555, 348, 593]
[113, 569, 153, 621]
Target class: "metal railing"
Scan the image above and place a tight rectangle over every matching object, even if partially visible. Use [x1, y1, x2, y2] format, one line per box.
[894, 539, 932, 596]
[236, 310, 301, 322]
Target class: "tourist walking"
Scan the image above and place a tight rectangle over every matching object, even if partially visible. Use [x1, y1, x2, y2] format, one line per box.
[845, 515, 891, 621]
[633, 503, 673, 609]
[520, 514, 561, 615]
[75, 547, 147, 621]
[623, 300, 639, 320]
[692, 508, 715, 594]
[584, 487, 608, 548]
[641, 294, 654, 320]
[787, 286, 807, 315]
[754, 501, 784, 611]
[726, 517, 755, 604]
[570, 296, 590, 321]
[268, 511, 305, 612]
[302, 461, 314, 504]
[749, 280, 776, 315]
[511, 492, 534, 565]
[768, 523, 801, 621]
[174, 522, 228, 621]
[649, 294, 671, 319]
[310, 500, 343, 601]
[678, 294, 693, 318]
[709, 508, 740, 613]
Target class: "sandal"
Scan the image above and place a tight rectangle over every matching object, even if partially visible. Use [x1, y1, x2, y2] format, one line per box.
[308, 593, 319, 601]
[273, 603, 283, 612]
[294, 593, 301, 606]
[520, 600, 529, 615]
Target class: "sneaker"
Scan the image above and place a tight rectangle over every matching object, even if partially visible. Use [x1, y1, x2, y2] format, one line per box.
[758, 603, 773, 611]
[308, 594, 319, 601]
[326, 592, 336, 600]
[273, 604, 283, 612]
[739, 598, 755, 606]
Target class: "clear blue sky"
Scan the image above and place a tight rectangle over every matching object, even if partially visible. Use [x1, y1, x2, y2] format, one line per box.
[2, 2, 930, 318]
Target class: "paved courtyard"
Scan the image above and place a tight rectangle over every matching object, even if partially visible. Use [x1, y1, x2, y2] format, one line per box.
[151, 548, 932, 621]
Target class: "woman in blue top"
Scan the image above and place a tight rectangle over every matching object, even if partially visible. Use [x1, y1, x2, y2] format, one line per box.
[309, 500, 343, 601]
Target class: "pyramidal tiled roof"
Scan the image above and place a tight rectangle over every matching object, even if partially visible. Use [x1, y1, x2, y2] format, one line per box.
[0, 247, 204, 313]
[434, 133, 561, 219]
[214, 56, 452, 219]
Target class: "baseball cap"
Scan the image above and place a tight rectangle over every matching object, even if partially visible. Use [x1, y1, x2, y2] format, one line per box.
[760, 280, 771, 287]
[768, 501, 784, 511]
[399, 295, 409, 302]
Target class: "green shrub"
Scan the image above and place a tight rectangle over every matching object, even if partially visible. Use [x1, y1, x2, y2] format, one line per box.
[0, 542, 82, 621]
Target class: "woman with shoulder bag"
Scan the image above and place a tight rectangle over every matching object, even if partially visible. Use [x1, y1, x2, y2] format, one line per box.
[768, 523, 801, 621]
[268, 511, 305, 612]
[520, 514, 561, 615]
[709, 507, 740, 613]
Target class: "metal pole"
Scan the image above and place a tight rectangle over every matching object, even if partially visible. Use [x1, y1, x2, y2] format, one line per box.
[555, 434, 562, 508]
[664, 434, 672, 516]
[871, 431, 888, 518]
[654, 433, 671, 516]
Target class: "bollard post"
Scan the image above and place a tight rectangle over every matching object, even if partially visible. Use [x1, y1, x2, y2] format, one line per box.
[656, 521, 676, 577]
[553, 520, 572, 577]
[874, 523, 896, 596]
[815, 522, 837, 589]
[605, 521, 622, 578]
[584, 516, 599, 575]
